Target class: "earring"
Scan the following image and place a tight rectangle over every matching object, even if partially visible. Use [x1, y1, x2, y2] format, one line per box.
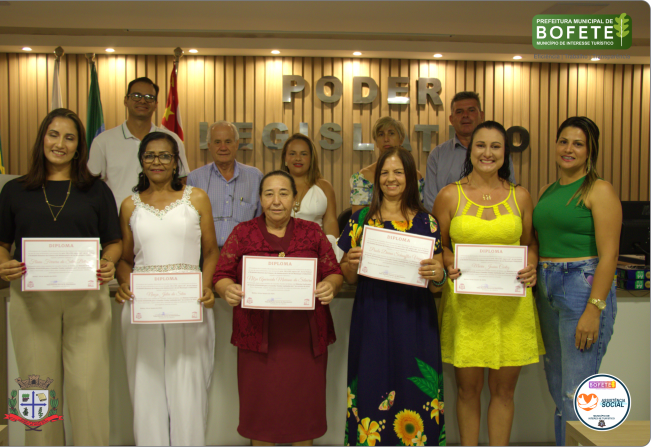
[73, 151, 80, 160]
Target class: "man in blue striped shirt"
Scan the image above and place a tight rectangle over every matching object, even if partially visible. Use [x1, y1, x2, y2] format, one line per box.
[187, 121, 263, 248]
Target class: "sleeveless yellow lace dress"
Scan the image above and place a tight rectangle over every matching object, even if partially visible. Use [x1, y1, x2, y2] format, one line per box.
[440, 182, 545, 369]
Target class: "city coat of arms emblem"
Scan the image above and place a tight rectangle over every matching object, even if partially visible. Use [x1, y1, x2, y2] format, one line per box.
[4, 375, 62, 431]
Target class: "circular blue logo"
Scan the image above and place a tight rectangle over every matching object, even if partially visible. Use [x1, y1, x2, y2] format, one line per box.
[574, 374, 631, 431]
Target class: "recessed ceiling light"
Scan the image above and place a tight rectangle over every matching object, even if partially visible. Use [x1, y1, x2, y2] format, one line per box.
[105, 48, 115, 53]
[513, 55, 523, 60]
[353, 52, 362, 56]
[433, 54, 443, 58]
[22, 47, 32, 51]
[591, 57, 600, 61]
[271, 50, 280, 54]
[189, 49, 198, 53]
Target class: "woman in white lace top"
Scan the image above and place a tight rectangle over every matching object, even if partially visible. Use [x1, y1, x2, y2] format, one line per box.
[115, 132, 219, 446]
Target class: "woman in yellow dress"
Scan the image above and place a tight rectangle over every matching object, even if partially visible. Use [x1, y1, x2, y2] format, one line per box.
[433, 121, 544, 445]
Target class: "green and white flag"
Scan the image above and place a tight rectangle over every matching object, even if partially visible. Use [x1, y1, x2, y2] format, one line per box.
[86, 60, 105, 149]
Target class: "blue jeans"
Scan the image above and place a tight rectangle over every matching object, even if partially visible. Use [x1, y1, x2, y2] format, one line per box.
[536, 258, 617, 446]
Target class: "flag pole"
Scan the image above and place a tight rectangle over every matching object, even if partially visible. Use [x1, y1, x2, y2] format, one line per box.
[173, 47, 183, 74]
[51, 46, 64, 111]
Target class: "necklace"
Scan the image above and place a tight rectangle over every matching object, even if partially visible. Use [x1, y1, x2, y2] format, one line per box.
[469, 174, 496, 201]
[42, 181, 71, 221]
[293, 183, 309, 213]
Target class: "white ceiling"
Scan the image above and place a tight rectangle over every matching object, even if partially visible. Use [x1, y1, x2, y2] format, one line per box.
[0, 1, 648, 64]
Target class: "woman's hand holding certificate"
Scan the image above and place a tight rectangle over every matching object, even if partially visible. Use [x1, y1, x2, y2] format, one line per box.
[22, 238, 100, 291]
[130, 272, 203, 324]
[453, 244, 528, 297]
[358, 226, 437, 288]
[242, 256, 318, 310]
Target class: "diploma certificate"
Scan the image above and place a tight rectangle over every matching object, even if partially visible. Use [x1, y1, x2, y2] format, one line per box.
[130, 273, 203, 324]
[358, 226, 436, 288]
[242, 256, 317, 310]
[22, 238, 100, 291]
[454, 244, 527, 297]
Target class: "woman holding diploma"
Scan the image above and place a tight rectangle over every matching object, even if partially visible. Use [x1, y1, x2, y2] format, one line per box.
[115, 132, 219, 446]
[533, 117, 620, 446]
[214, 170, 343, 446]
[350, 117, 425, 214]
[0, 108, 121, 446]
[339, 147, 446, 447]
[433, 121, 544, 446]
[281, 133, 341, 259]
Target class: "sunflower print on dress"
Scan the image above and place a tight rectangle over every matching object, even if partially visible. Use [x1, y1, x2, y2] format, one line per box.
[391, 220, 413, 232]
[393, 409, 425, 446]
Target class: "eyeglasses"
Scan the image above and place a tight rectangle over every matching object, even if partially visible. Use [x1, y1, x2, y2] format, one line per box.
[142, 152, 174, 164]
[128, 92, 157, 103]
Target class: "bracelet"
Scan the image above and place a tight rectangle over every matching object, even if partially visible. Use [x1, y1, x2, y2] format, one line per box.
[1, 275, 9, 282]
[100, 256, 113, 264]
[431, 268, 448, 287]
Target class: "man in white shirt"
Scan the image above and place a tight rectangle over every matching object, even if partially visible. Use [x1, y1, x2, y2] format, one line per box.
[88, 77, 190, 208]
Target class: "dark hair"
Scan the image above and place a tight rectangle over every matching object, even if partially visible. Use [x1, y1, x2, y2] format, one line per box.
[259, 170, 297, 197]
[367, 147, 429, 222]
[21, 108, 98, 191]
[127, 77, 159, 97]
[460, 121, 512, 182]
[133, 132, 183, 192]
[556, 116, 600, 206]
[280, 133, 322, 187]
[450, 91, 482, 111]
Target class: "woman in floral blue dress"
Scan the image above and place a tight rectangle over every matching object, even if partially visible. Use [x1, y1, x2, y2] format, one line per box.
[339, 147, 446, 446]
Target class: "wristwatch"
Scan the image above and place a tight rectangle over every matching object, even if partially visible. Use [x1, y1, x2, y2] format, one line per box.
[588, 298, 607, 311]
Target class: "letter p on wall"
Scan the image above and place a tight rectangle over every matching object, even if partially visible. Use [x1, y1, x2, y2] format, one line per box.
[282, 75, 306, 103]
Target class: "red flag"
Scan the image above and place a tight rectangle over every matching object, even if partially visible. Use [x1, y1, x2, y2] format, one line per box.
[161, 62, 184, 141]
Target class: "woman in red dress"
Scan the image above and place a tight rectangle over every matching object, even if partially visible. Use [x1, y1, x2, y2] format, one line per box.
[214, 170, 343, 446]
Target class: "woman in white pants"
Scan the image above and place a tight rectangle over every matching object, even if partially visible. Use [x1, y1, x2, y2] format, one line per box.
[116, 131, 219, 446]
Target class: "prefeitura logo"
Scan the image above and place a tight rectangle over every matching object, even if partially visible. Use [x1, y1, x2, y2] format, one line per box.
[4, 375, 62, 431]
[533, 13, 632, 50]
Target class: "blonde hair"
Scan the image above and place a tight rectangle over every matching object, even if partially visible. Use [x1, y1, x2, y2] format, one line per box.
[371, 117, 406, 144]
[280, 133, 322, 187]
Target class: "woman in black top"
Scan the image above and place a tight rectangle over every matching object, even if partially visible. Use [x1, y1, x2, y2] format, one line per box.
[0, 108, 122, 446]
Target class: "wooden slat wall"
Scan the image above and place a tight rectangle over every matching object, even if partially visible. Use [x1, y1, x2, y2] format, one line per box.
[0, 53, 649, 212]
